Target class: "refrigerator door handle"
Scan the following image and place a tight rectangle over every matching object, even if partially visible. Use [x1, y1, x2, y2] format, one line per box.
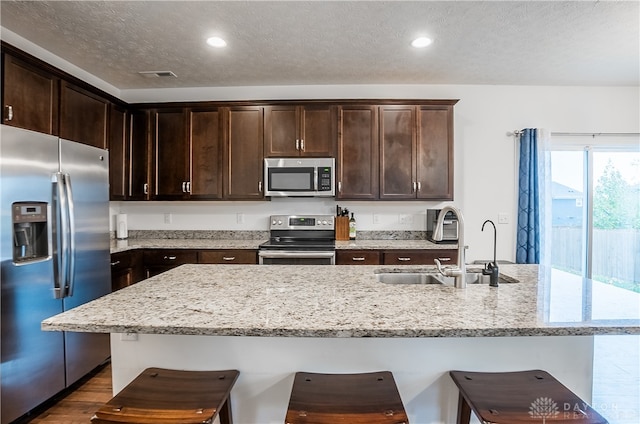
[64, 173, 76, 297]
[52, 172, 67, 299]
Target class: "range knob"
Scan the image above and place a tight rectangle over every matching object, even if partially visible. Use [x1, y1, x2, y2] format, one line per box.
[321, 220, 328, 225]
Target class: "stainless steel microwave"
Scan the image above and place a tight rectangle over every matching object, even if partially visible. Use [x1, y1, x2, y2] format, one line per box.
[264, 158, 335, 197]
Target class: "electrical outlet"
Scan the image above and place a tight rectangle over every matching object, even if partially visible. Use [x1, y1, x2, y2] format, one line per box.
[398, 214, 413, 224]
[373, 214, 380, 224]
[237, 213, 245, 224]
[498, 213, 509, 224]
[120, 332, 138, 341]
[164, 213, 172, 224]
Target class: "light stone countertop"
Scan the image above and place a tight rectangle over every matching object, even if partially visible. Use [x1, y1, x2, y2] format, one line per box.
[110, 238, 265, 253]
[42, 264, 640, 337]
[111, 238, 455, 253]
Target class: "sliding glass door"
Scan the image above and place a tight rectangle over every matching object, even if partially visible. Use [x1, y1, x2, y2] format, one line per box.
[550, 144, 639, 293]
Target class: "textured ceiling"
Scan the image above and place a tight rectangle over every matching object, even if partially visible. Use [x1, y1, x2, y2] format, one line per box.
[1, 1, 638, 89]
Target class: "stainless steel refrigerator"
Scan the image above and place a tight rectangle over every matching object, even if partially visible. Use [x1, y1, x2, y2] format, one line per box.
[1, 125, 111, 423]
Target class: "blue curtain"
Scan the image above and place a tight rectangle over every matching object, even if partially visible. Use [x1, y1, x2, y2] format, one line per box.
[516, 128, 540, 264]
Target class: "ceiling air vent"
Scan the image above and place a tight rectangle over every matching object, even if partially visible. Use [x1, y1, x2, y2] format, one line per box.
[138, 71, 177, 78]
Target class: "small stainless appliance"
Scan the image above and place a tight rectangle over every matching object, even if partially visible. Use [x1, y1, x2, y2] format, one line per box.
[427, 209, 459, 243]
[264, 158, 335, 197]
[259, 215, 335, 265]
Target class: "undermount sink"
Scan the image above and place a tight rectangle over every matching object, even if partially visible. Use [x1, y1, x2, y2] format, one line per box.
[375, 269, 518, 285]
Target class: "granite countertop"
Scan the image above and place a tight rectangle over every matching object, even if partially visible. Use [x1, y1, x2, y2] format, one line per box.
[111, 238, 455, 253]
[42, 264, 640, 338]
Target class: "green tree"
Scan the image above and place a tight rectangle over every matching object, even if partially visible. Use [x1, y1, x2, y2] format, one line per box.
[593, 160, 639, 229]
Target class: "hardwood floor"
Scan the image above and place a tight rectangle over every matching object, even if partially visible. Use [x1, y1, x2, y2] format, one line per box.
[14, 363, 112, 424]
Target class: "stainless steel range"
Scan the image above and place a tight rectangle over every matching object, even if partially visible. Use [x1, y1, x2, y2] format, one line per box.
[259, 215, 335, 265]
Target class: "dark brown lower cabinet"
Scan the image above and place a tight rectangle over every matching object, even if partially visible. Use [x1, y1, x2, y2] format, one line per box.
[336, 250, 381, 265]
[382, 249, 457, 266]
[143, 249, 199, 278]
[198, 250, 257, 264]
[110, 250, 144, 292]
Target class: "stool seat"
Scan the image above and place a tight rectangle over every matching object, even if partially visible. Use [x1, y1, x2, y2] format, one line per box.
[449, 369, 608, 424]
[91, 367, 239, 424]
[285, 371, 409, 424]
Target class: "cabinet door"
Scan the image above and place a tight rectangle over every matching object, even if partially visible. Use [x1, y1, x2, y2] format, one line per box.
[2, 53, 58, 134]
[129, 110, 150, 200]
[417, 106, 454, 200]
[190, 109, 223, 199]
[337, 106, 378, 199]
[382, 249, 458, 265]
[59, 81, 108, 148]
[379, 106, 416, 199]
[224, 106, 264, 200]
[109, 105, 128, 200]
[199, 250, 257, 264]
[299, 105, 336, 157]
[154, 110, 189, 199]
[264, 105, 298, 157]
[336, 250, 381, 265]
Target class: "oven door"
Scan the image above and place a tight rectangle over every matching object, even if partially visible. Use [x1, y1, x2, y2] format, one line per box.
[258, 250, 335, 265]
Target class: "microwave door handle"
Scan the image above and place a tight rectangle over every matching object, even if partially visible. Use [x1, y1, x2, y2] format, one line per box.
[314, 167, 318, 191]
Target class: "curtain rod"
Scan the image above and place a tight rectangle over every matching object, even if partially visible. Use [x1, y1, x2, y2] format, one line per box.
[508, 130, 640, 137]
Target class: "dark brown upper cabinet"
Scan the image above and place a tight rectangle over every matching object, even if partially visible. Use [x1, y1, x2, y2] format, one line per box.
[129, 109, 151, 200]
[153, 109, 189, 200]
[416, 105, 454, 200]
[59, 81, 109, 148]
[379, 105, 417, 199]
[336, 105, 379, 200]
[2, 53, 59, 135]
[264, 105, 336, 157]
[223, 106, 264, 200]
[379, 104, 455, 200]
[189, 108, 223, 200]
[108, 104, 128, 200]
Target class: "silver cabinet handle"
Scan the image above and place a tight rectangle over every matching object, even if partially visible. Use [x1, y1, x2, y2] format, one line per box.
[398, 257, 412, 262]
[296, 139, 300, 150]
[412, 182, 417, 192]
[352, 257, 365, 261]
[143, 183, 149, 195]
[417, 181, 422, 192]
[5, 105, 13, 121]
[186, 181, 191, 193]
[338, 181, 342, 193]
[222, 256, 236, 261]
[110, 260, 121, 266]
[182, 182, 186, 193]
[300, 139, 304, 151]
[437, 257, 452, 262]
[258, 181, 263, 192]
[164, 255, 177, 260]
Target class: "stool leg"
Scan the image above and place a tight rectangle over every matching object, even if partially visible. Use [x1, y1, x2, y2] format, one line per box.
[218, 397, 233, 424]
[456, 392, 472, 424]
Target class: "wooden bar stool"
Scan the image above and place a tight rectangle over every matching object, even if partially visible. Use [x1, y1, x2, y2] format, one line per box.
[449, 369, 608, 424]
[285, 371, 409, 424]
[91, 367, 239, 424]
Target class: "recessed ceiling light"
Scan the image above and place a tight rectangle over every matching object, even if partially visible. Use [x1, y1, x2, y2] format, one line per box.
[206, 37, 227, 48]
[411, 37, 433, 48]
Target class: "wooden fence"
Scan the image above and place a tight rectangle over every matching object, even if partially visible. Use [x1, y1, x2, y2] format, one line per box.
[552, 227, 640, 284]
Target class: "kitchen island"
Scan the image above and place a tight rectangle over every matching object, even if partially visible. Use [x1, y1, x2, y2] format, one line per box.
[43, 264, 640, 423]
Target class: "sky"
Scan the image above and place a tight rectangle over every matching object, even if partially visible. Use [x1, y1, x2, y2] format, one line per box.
[551, 151, 640, 192]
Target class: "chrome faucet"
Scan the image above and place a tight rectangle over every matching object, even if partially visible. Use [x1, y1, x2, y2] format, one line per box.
[433, 206, 467, 288]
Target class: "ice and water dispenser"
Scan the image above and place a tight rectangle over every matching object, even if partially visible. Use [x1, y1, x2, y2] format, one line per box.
[12, 202, 49, 263]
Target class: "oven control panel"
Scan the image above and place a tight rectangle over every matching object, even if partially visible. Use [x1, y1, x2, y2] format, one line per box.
[269, 215, 335, 230]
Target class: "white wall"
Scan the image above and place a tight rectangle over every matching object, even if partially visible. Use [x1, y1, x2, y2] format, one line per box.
[4, 26, 638, 262]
